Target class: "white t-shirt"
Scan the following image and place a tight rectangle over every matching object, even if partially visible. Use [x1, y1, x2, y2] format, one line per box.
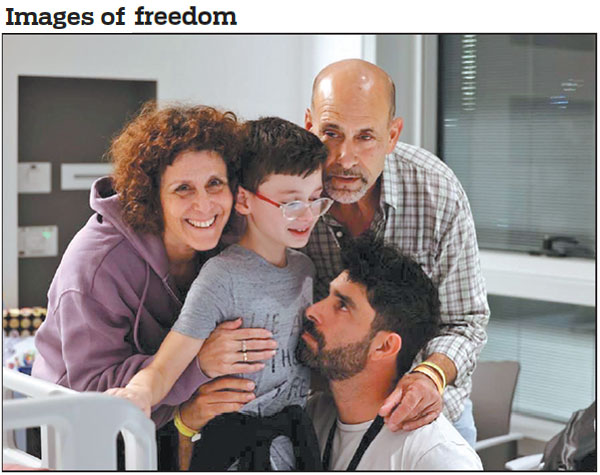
[307, 392, 482, 471]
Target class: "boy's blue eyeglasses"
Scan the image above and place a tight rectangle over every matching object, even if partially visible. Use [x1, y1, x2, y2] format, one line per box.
[253, 191, 334, 220]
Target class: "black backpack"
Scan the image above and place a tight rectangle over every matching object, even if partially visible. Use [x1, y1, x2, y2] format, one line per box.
[542, 401, 596, 471]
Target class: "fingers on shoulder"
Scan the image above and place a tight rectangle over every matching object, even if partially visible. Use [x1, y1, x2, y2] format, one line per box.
[387, 388, 424, 427]
[401, 410, 440, 431]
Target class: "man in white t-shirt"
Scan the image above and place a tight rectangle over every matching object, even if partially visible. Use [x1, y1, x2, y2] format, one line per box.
[297, 233, 482, 470]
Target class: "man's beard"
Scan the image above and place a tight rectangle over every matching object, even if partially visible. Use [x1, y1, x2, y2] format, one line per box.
[323, 165, 369, 204]
[296, 318, 371, 381]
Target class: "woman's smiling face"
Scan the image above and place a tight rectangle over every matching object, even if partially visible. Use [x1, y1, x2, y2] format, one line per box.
[160, 150, 233, 262]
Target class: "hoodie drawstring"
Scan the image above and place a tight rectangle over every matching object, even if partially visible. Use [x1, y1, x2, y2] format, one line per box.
[133, 262, 151, 354]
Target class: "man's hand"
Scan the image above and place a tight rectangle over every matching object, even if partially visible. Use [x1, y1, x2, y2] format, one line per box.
[177, 376, 256, 470]
[380, 353, 457, 432]
[378, 372, 443, 432]
[197, 318, 277, 378]
[179, 376, 256, 432]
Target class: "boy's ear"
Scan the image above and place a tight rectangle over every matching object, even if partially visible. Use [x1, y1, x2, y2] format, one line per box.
[235, 186, 252, 215]
[370, 331, 402, 362]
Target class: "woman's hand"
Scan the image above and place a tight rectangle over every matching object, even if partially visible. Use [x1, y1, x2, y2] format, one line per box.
[179, 376, 256, 432]
[105, 386, 152, 418]
[197, 318, 277, 378]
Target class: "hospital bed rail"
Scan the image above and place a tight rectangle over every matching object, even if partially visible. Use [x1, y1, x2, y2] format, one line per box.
[3, 369, 157, 470]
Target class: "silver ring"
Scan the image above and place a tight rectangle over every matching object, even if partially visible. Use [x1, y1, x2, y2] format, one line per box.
[243, 351, 248, 363]
[241, 340, 247, 353]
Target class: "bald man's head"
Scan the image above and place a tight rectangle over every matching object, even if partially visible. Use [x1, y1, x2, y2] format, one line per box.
[305, 59, 403, 205]
[311, 59, 396, 121]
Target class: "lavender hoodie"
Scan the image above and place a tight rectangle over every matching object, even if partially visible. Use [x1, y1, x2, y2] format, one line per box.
[32, 177, 210, 427]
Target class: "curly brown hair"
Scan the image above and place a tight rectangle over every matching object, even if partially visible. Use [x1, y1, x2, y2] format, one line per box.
[109, 102, 241, 235]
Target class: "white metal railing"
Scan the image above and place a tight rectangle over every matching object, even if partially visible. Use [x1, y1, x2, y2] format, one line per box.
[3, 369, 157, 470]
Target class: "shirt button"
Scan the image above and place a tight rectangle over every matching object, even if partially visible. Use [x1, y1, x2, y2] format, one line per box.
[336, 231, 343, 238]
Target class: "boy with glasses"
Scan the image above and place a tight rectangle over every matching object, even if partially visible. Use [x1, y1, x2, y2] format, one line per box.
[107, 117, 330, 470]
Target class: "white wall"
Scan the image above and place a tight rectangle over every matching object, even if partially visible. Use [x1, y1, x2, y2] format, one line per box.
[2, 34, 364, 306]
[375, 35, 439, 151]
[299, 35, 365, 112]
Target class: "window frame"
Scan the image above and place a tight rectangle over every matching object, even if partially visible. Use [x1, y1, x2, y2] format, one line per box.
[380, 33, 595, 440]
[409, 33, 595, 305]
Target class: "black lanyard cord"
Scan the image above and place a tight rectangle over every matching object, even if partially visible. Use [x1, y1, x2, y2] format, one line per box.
[322, 415, 385, 471]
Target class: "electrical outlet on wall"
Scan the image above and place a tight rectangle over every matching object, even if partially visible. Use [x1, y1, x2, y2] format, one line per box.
[18, 162, 52, 193]
[18, 225, 58, 258]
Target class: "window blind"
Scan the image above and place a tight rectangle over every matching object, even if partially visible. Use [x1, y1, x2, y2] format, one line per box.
[438, 34, 595, 255]
[480, 295, 595, 422]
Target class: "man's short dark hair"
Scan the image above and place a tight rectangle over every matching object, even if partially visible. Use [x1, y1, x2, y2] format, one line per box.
[239, 117, 328, 192]
[341, 232, 441, 378]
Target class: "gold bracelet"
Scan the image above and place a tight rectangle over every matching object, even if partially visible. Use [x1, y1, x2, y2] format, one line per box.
[411, 366, 444, 395]
[412, 366, 443, 394]
[417, 361, 447, 390]
[173, 406, 198, 439]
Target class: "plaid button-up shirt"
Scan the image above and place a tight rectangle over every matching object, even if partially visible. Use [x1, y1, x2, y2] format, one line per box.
[304, 141, 489, 421]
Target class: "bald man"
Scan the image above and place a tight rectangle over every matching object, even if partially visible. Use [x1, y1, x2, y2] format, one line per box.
[304, 59, 489, 446]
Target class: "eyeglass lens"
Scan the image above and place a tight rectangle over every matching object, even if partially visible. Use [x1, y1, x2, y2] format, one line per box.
[283, 199, 332, 219]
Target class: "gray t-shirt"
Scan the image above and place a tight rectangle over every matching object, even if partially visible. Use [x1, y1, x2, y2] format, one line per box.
[172, 244, 313, 469]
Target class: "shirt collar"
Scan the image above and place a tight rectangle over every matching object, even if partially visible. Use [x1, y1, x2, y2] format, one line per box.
[380, 152, 399, 210]
[322, 209, 341, 227]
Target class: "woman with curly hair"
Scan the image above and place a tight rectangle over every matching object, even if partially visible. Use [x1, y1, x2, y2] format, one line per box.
[32, 103, 275, 468]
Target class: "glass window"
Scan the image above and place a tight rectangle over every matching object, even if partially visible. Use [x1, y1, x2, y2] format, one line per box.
[438, 34, 595, 257]
[438, 34, 596, 424]
[480, 295, 595, 422]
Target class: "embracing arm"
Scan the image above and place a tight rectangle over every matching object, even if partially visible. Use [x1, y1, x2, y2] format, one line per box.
[39, 290, 209, 409]
[107, 319, 275, 416]
[381, 190, 489, 430]
[106, 331, 206, 416]
[423, 193, 489, 391]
